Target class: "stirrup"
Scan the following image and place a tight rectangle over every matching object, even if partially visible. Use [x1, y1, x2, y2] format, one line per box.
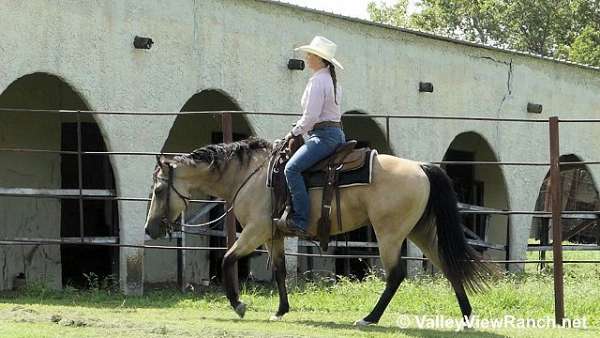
[273, 206, 291, 231]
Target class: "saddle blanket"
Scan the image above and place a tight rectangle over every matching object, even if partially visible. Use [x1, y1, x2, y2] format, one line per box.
[266, 149, 378, 190]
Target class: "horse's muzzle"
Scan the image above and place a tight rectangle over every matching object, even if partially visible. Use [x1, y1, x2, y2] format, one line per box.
[144, 220, 163, 240]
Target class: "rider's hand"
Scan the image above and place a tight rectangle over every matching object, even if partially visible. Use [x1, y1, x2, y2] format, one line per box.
[284, 132, 293, 142]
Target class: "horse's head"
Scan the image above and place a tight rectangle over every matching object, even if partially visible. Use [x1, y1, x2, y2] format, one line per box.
[144, 156, 192, 239]
[145, 139, 273, 238]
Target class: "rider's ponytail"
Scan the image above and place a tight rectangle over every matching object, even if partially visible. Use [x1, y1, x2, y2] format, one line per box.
[323, 60, 338, 105]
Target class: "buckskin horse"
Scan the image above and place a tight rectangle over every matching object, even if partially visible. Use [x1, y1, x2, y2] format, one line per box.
[144, 137, 491, 326]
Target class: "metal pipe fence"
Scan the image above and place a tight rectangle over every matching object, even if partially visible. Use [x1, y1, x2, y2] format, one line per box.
[2, 238, 600, 264]
[2, 107, 600, 324]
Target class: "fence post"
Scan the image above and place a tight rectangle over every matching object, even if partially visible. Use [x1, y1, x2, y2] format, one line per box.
[222, 112, 238, 289]
[548, 116, 565, 325]
[76, 111, 85, 242]
[385, 115, 390, 150]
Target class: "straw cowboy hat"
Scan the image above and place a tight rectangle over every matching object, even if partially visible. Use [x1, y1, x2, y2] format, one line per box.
[295, 36, 344, 70]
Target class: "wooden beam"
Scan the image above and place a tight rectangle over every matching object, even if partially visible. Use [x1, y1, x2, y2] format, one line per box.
[533, 213, 598, 219]
[298, 240, 379, 248]
[458, 202, 501, 212]
[12, 237, 118, 244]
[527, 244, 600, 251]
[466, 239, 506, 251]
[564, 219, 597, 240]
[0, 188, 115, 197]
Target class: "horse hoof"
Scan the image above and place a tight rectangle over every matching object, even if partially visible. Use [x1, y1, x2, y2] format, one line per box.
[354, 319, 374, 326]
[234, 302, 247, 318]
[269, 315, 283, 321]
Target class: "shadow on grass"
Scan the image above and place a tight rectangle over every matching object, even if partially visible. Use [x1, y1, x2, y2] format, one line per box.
[0, 281, 285, 310]
[0, 281, 327, 310]
[210, 317, 509, 338]
[0, 289, 223, 309]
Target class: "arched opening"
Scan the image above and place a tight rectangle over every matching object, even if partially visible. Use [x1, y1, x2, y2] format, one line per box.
[441, 132, 510, 264]
[342, 110, 392, 154]
[299, 110, 390, 280]
[531, 154, 600, 266]
[144, 89, 254, 288]
[0, 73, 119, 290]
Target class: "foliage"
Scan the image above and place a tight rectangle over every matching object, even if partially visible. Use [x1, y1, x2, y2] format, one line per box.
[367, 0, 410, 27]
[569, 25, 600, 66]
[411, 0, 506, 45]
[367, 0, 600, 66]
[82, 272, 119, 293]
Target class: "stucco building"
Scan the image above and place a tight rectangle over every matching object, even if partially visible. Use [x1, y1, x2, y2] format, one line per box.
[1, 0, 599, 295]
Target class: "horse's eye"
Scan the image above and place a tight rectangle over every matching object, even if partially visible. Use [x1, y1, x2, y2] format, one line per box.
[155, 185, 166, 195]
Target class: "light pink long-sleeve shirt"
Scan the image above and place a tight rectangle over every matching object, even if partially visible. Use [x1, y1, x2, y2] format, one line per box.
[291, 67, 342, 136]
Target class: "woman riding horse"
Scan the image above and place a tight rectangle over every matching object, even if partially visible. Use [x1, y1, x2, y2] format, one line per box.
[144, 36, 493, 327]
[277, 36, 346, 236]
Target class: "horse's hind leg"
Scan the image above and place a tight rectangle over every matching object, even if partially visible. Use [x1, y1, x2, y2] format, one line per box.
[357, 245, 407, 325]
[356, 221, 411, 326]
[265, 235, 289, 320]
[408, 223, 472, 321]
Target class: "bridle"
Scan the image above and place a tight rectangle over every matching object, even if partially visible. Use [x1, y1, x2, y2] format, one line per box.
[154, 161, 192, 237]
[153, 140, 286, 236]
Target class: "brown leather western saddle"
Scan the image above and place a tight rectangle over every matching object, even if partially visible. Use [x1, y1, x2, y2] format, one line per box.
[269, 135, 371, 251]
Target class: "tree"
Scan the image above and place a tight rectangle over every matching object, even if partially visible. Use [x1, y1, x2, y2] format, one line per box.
[500, 0, 574, 56]
[569, 26, 600, 66]
[409, 0, 505, 45]
[367, 0, 409, 27]
[367, 0, 600, 65]
[568, 0, 600, 66]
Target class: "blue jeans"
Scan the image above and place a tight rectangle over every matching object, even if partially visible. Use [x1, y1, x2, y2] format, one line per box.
[284, 127, 346, 230]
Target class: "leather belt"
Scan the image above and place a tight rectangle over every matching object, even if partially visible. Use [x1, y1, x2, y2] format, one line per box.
[313, 121, 342, 129]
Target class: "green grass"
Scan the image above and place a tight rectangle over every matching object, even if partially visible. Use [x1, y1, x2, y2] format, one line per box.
[0, 249, 598, 337]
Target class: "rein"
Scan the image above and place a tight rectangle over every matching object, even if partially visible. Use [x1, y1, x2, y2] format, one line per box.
[158, 164, 192, 237]
[160, 140, 287, 232]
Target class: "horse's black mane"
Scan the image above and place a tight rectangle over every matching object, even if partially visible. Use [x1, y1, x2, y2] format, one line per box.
[174, 137, 273, 173]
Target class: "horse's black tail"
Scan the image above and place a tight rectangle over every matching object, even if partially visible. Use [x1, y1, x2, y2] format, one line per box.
[420, 163, 493, 293]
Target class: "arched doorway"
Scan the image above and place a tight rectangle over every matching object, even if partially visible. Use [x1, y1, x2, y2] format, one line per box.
[0, 73, 119, 289]
[144, 89, 254, 288]
[531, 154, 600, 267]
[441, 132, 510, 263]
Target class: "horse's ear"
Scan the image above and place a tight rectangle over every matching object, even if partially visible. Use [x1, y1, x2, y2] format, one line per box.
[158, 155, 174, 167]
[159, 155, 177, 168]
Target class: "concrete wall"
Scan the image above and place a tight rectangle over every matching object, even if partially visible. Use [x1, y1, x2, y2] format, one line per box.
[0, 74, 82, 290]
[1, 0, 599, 293]
[0, 110, 61, 289]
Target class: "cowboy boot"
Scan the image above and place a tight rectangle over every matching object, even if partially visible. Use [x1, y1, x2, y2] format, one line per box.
[273, 214, 308, 237]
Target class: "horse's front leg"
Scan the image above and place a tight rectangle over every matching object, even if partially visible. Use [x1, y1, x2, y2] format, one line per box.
[266, 235, 289, 321]
[222, 223, 270, 318]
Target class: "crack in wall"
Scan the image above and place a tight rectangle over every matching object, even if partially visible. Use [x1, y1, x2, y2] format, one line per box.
[497, 59, 514, 115]
[494, 59, 513, 158]
[23, 245, 39, 276]
[506, 59, 513, 96]
[471, 55, 514, 113]
[470, 55, 515, 159]
[477, 55, 511, 66]
[1, 248, 7, 287]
